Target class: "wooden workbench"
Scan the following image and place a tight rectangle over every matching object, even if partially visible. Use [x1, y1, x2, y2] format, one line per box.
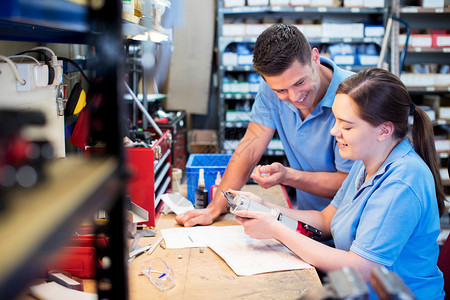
[128, 185, 323, 299]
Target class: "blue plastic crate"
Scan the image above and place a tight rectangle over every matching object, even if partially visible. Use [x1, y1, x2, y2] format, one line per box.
[186, 154, 232, 205]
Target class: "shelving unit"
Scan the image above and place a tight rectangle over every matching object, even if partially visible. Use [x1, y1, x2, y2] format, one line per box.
[390, 1, 450, 220]
[0, 158, 122, 299]
[122, 10, 175, 224]
[0, 0, 89, 43]
[216, 0, 388, 156]
[0, 0, 134, 299]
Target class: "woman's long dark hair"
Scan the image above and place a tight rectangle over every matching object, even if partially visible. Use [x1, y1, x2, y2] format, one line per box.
[337, 68, 445, 217]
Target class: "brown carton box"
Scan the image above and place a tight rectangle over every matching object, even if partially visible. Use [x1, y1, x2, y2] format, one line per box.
[188, 129, 218, 153]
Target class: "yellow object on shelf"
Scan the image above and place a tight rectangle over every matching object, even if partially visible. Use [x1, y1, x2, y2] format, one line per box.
[134, 0, 143, 18]
[122, 11, 140, 24]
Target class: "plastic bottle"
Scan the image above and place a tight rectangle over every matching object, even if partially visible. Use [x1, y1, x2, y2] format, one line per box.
[210, 172, 222, 203]
[195, 169, 208, 209]
[171, 168, 182, 193]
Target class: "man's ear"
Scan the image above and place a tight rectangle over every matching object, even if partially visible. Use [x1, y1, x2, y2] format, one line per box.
[377, 121, 394, 141]
[311, 48, 320, 65]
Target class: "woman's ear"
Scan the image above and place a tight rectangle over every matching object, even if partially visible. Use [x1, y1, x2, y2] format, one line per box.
[377, 121, 394, 141]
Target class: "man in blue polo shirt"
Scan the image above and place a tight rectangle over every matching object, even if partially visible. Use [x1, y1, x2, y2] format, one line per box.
[176, 24, 354, 227]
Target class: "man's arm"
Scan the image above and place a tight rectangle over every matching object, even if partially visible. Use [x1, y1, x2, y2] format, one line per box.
[282, 168, 348, 198]
[175, 122, 275, 226]
[252, 163, 348, 199]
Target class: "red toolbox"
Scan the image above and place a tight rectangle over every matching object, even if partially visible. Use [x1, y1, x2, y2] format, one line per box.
[46, 235, 108, 279]
[126, 130, 172, 227]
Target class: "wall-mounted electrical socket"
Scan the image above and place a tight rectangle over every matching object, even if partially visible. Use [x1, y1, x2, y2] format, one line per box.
[51, 60, 63, 86]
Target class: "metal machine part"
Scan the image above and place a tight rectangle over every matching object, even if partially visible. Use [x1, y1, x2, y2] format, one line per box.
[370, 266, 416, 300]
[222, 190, 322, 239]
[321, 267, 369, 300]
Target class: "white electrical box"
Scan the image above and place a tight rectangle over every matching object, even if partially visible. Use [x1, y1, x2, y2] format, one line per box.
[0, 60, 65, 158]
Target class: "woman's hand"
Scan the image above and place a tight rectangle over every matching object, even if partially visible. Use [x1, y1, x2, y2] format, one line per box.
[251, 163, 287, 189]
[235, 210, 281, 239]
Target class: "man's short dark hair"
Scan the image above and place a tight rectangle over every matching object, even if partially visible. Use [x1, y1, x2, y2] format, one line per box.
[252, 24, 312, 77]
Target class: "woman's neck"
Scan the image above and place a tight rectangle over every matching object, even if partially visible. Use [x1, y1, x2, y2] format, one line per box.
[364, 139, 401, 180]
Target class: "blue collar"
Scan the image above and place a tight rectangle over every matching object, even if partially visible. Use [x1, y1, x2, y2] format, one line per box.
[319, 57, 340, 109]
[362, 139, 413, 188]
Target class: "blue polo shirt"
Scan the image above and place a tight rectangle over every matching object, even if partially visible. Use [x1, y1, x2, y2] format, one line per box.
[331, 139, 444, 299]
[249, 57, 354, 210]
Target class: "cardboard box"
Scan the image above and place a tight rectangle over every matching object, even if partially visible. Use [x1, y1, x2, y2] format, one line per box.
[290, 0, 311, 5]
[223, 24, 246, 36]
[433, 34, 450, 47]
[411, 34, 433, 48]
[223, 52, 238, 66]
[295, 24, 323, 38]
[245, 24, 269, 36]
[322, 23, 364, 38]
[344, 0, 363, 6]
[440, 107, 450, 119]
[363, 0, 384, 7]
[333, 54, 355, 65]
[364, 24, 384, 38]
[248, 0, 270, 5]
[270, 0, 290, 5]
[358, 54, 379, 66]
[399, 34, 433, 48]
[314, 0, 341, 6]
[400, 74, 450, 87]
[421, 0, 444, 7]
[223, 0, 245, 7]
[237, 44, 253, 66]
[189, 129, 218, 153]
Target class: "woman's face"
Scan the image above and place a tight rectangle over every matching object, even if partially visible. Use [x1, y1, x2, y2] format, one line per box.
[330, 93, 382, 162]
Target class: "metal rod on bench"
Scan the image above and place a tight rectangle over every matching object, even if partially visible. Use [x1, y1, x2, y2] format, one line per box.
[124, 80, 163, 137]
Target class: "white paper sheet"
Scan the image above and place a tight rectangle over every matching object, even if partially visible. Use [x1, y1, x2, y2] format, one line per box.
[159, 193, 194, 215]
[161, 226, 208, 248]
[29, 282, 97, 300]
[161, 225, 312, 276]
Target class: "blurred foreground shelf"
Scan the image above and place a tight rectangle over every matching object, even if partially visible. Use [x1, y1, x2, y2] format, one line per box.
[0, 156, 121, 300]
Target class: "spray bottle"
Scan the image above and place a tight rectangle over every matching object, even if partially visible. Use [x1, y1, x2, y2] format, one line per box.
[195, 169, 208, 209]
[210, 172, 222, 203]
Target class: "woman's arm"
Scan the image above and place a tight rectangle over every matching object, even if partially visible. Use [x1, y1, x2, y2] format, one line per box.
[235, 209, 381, 281]
[231, 191, 336, 238]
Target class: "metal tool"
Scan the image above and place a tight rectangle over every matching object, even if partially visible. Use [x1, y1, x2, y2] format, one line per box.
[370, 266, 416, 300]
[321, 267, 369, 300]
[222, 190, 322, 240]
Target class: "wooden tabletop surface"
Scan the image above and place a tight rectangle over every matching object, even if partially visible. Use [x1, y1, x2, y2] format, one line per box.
[128, 185, 323, 299]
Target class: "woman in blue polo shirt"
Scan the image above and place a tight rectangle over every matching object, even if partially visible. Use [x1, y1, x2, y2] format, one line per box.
[235, 68, 445, 299]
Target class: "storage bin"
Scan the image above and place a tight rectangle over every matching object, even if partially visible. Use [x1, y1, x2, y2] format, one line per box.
[186, 154, 232, 204]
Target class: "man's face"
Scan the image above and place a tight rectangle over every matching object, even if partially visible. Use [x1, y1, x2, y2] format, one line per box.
[264, 54, 321, 112]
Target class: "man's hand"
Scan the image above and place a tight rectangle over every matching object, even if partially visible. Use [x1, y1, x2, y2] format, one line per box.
[251, 163, 286, 189]
[175, 206, 224, 227]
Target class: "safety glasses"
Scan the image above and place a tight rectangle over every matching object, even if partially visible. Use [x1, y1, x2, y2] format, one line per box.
[141, 258, 176, 291]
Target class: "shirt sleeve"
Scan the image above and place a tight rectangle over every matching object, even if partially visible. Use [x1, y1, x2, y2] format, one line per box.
[350, 180, 422, 266]
[249, 82, 276, 129]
